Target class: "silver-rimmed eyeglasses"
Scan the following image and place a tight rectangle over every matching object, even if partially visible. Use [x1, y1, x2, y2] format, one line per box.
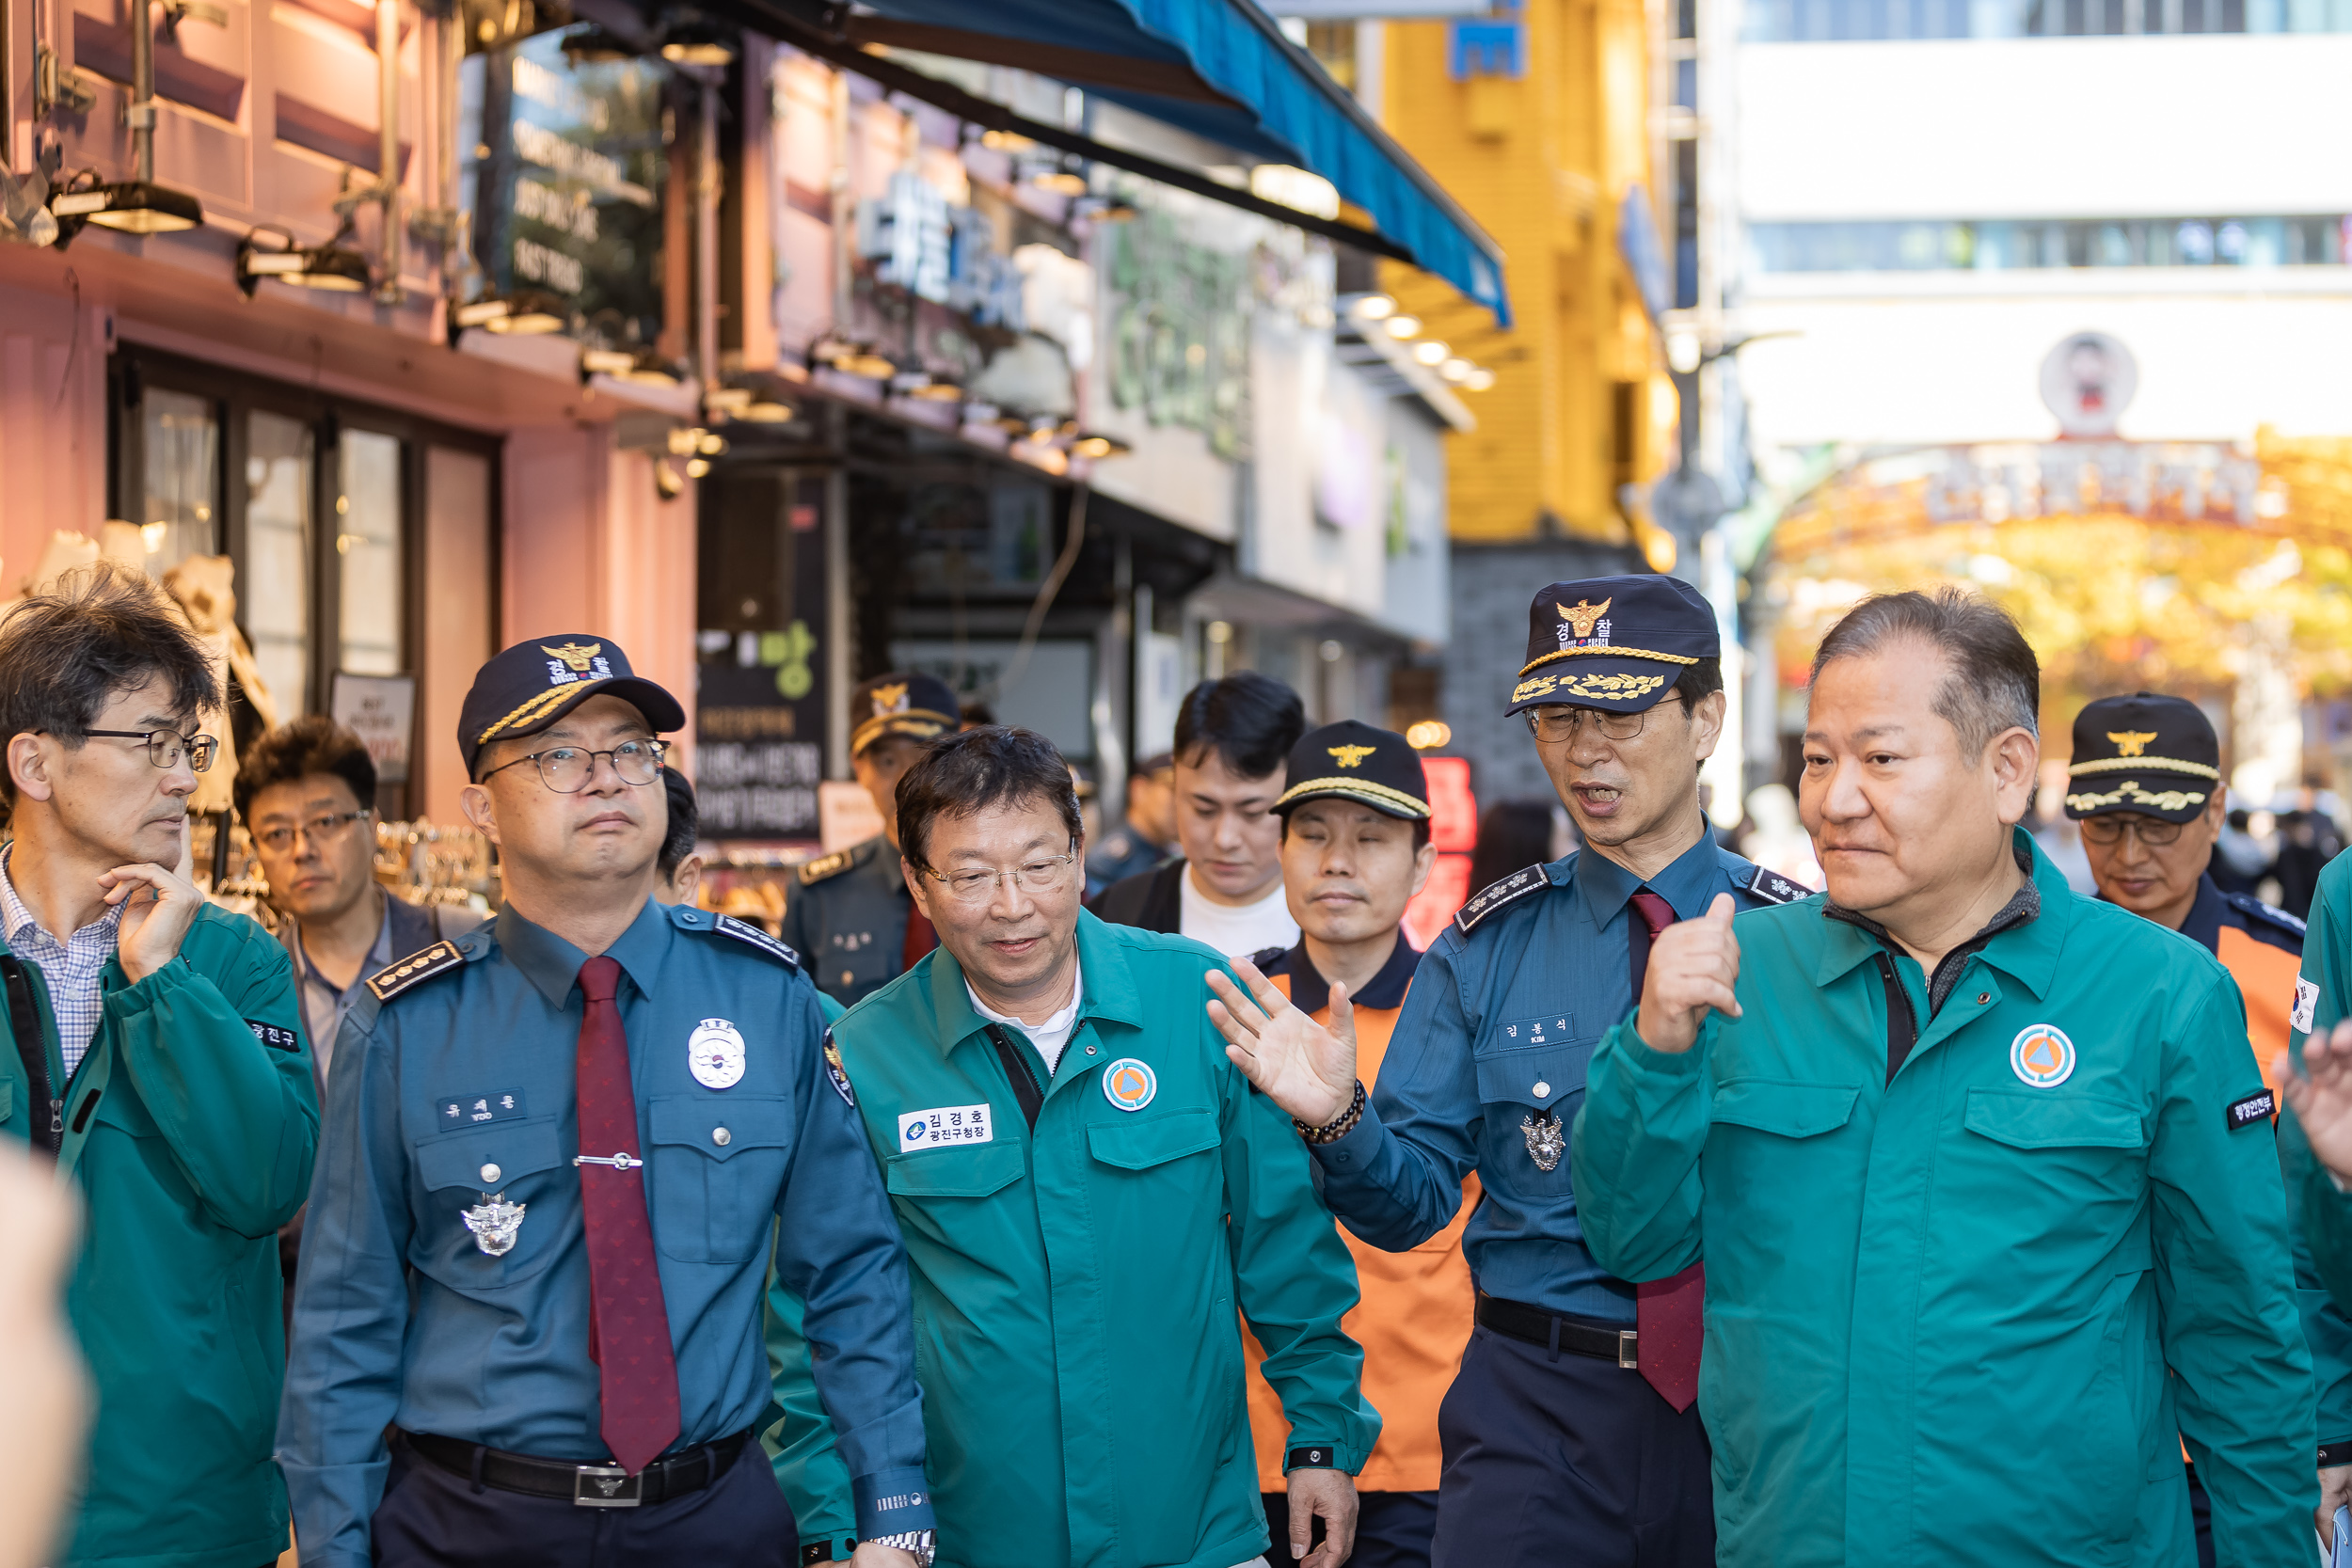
[479, 738, 668, 793]
[922, 846, 1080, 905]
[1524, 694, 1684, 745]
[253, 810, 371, 854]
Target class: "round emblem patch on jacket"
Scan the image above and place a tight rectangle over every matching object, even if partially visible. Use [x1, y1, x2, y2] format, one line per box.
[689, 1019, 747, 1089]
[2010, 1023, 2076, 1087]
[1102, 1057, 1157, 1112]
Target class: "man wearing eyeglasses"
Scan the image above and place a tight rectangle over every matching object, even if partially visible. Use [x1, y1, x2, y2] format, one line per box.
[774, 724, 1375, 1568]
[1208, 576, 1800, 1568]
[279, 636, 933, 1568]
[0, 562, 316, 1568]
[2066, 692, 2351, 1562]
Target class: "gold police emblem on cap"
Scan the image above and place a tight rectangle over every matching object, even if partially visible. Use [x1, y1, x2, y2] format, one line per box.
[2106, 730, 2157, 757]
[1327, 744, 1377, 768]
[541, 641, 602, 673]
[1556, 598, 1612, 639]
[869, 682, 910, 717]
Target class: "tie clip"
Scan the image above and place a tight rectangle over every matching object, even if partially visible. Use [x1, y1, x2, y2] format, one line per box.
[573, 1151, 644, 1170]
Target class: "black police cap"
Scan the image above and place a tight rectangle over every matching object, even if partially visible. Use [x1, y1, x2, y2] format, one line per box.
[459, 635, 685, 779]
[1274, 720, 1431, 820]
[2064, 692, 2221, 825]
[850, 672, 961, 755]
[1504, 574, 1718, 717]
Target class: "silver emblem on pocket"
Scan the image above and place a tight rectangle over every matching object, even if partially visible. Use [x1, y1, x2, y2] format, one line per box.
[463, 1192, 527, 1256]
[1521, 1112, 1565, 1173]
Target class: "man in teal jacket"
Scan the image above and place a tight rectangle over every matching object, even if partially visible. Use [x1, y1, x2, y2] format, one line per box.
[0, 562, 316, 1568]
[774, 725, 1375, 1568]
[1573, 588, 2312, 1567]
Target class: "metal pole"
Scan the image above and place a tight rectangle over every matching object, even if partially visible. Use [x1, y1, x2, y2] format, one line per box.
[129, 0, 152, 182]
[377, 0, 403, 301]
[696, 78, 720, 390]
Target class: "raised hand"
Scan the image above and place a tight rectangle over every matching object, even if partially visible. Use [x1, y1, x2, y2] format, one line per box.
[1205, 956, 1357, 1129]
[1634, 892, 1742, 1055]
[2280, 1021, 2352, 1182]
[101, 851, 206, 985]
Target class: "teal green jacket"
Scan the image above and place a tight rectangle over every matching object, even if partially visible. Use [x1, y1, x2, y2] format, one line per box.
[2283, 850, 2352, 1462]
[1572, 833, 2312, 1567]
[771, 911, 1375, 1568]
[0, 903, 316, 1568]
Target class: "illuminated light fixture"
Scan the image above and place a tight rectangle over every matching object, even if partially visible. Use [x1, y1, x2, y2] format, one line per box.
[704, 386, 754, 416]
[1412, 341, 1450, 367]
[1029, 169, 1089, 198]
[1070, 432, 1133, 461]
[580, 347, 637, 376]
[739, 400, 797, 422]
[654, 459, 684, 500]
[1643, 529, 1677, 573]
[1383, 314, 1422, 341]
[696, 432, 728, 456]
[50, 175, 202, 237]
[979, 130, 1036, 151]
[836, 350, 897, 380]
[1406, 720, 1452, 750]
[658, 17, 737, 65]
[563, 23, 641, 62]
[1439, 357, 1474, 383]
[235, 223, 370, 296]
[1247, 164, 1340, 221]
[908, 378, 964, 403]
[1352, 293, 1396, 321]
[139, 521, 168, 553]
[452, 288, 568, 333]
[581, 346, 686, 388]
[1464, 368, 1497, 392]
[684, 456, 712, 479]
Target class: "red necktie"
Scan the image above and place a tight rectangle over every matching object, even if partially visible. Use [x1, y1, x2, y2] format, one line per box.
[1628, 890, 1705, 1414]
[902, 902, 938, 971]
[575, 956, 680, 1474]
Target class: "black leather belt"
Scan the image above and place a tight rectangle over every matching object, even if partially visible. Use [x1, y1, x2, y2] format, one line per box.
[1476, 1292, 1639, 1368]
[403, 1427, 751, 1509]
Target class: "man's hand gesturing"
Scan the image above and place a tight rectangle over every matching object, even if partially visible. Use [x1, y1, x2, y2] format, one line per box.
[2280, 1021, 2352, 1183]
[1634, 893, 1742, 1055]
[1205, 957, 1357, 1129]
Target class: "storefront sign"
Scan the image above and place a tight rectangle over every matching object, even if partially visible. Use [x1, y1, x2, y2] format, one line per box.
[468, 30, 668, 345]
[330, 673, 415, 784]
[1105, 210, 1253, 460]
[696, 474, 829, 839]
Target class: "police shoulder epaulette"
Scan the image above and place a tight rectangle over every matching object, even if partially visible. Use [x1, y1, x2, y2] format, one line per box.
[1454, 864, 1548, 936]
[367, 941, 465, 1003]
[2226, 892, 2307, 939]
[713, 912, 803, 969]
[1743, 864, 1810, 907]
[798, 847, 855, 886]
[1245, 945, 1290, 974]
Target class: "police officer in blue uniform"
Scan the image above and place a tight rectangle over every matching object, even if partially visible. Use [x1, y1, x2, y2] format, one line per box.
[278, 636, 934, 1568]
[782, 673, 959, 1007]
[1210, 576, 1799, 1568]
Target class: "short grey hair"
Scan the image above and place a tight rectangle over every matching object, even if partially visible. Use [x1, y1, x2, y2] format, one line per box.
[1810, 588, 2039, 758]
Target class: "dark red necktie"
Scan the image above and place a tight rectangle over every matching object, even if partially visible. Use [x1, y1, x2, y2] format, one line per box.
[576, 955, 680, 1474]
[1628, 890, 1705, 1414]
[902, 902, 939, 971]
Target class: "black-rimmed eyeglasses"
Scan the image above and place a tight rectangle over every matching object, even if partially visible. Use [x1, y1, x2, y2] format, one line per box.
[79, 728, 218, 773]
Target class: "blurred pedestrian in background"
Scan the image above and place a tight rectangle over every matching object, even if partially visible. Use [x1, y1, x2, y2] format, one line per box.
[1086, 749, 1177, 894]
[654, 768, 706, 907]
[1093, 672, 1305, 958]
[1240, 720, 1463, 1568]
[0, 562, 316, 1568]
[783, 673, 959, 1006]
[1462, 798, 1556, 897]
[0, 1145, 86, 1568]
[1576, 590, 2312, 1567]
[1735, 783, 1821, 892]
[2278, 782, 2346, 922]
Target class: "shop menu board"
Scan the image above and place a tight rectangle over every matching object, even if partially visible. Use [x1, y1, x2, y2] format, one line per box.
[696, 472, 829, 839]
[464, 29, 666, 347]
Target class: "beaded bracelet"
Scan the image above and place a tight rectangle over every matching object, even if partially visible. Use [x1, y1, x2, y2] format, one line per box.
[1295, 1079, 1367, 1145]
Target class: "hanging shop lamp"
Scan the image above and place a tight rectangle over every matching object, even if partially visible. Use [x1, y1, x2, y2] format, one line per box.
[236, 224, 371, 295]
[452, 289, 570, 333]
[51, 0, 201, 241]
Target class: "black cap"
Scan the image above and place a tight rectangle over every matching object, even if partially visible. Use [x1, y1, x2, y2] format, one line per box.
[1505, 574, 1718, 716]
[459, 635, 686, 778]
[1273, 721, 1431, 820]
[850, 673, 961, 755]
[2064, 693, 2221, 824]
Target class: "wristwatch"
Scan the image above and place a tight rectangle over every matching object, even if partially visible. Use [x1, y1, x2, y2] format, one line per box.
[867, 1529, 936, 1566]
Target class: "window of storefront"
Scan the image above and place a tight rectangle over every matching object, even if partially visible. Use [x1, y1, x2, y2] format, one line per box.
[107, 347, 501, 816]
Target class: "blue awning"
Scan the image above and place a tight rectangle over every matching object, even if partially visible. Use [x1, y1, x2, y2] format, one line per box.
[840, 0, 1510, 325]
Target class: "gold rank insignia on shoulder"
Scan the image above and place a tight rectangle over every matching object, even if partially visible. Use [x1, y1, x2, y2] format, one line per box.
[367, 941, 464, 1002]
[799, 848, 854, 885]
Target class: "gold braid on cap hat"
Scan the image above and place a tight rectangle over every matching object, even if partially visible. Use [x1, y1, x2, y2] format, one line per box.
[2067, 755, 2220, 780]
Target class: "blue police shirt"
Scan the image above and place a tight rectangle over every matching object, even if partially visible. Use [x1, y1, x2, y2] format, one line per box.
[278, 898, 930, 1567]
[1311, 834, 1793, 1323]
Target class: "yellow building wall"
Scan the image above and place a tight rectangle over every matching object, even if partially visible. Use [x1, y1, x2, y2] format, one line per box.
[1380, 0, 1665, 545]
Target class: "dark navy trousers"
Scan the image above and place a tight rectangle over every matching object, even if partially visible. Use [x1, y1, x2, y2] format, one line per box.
[1430, 1323, 1715, 1568]
[1262, 1486, 1438, 1568]
[370, 1431, 798, 1568]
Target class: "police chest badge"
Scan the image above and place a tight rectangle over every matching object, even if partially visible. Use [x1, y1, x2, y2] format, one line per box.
[1521, 1110, 1565, 1172]
[462, 1192, 527, 1256]
[689, 1019, 748, 1090]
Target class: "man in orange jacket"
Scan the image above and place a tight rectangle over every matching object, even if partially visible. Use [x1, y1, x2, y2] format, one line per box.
[1241, 720, 1476, 1568]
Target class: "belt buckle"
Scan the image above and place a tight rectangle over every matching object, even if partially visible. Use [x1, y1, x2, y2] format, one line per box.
[1617, 1329, 1639, 1370]
[574, 1464, 643, 1508]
